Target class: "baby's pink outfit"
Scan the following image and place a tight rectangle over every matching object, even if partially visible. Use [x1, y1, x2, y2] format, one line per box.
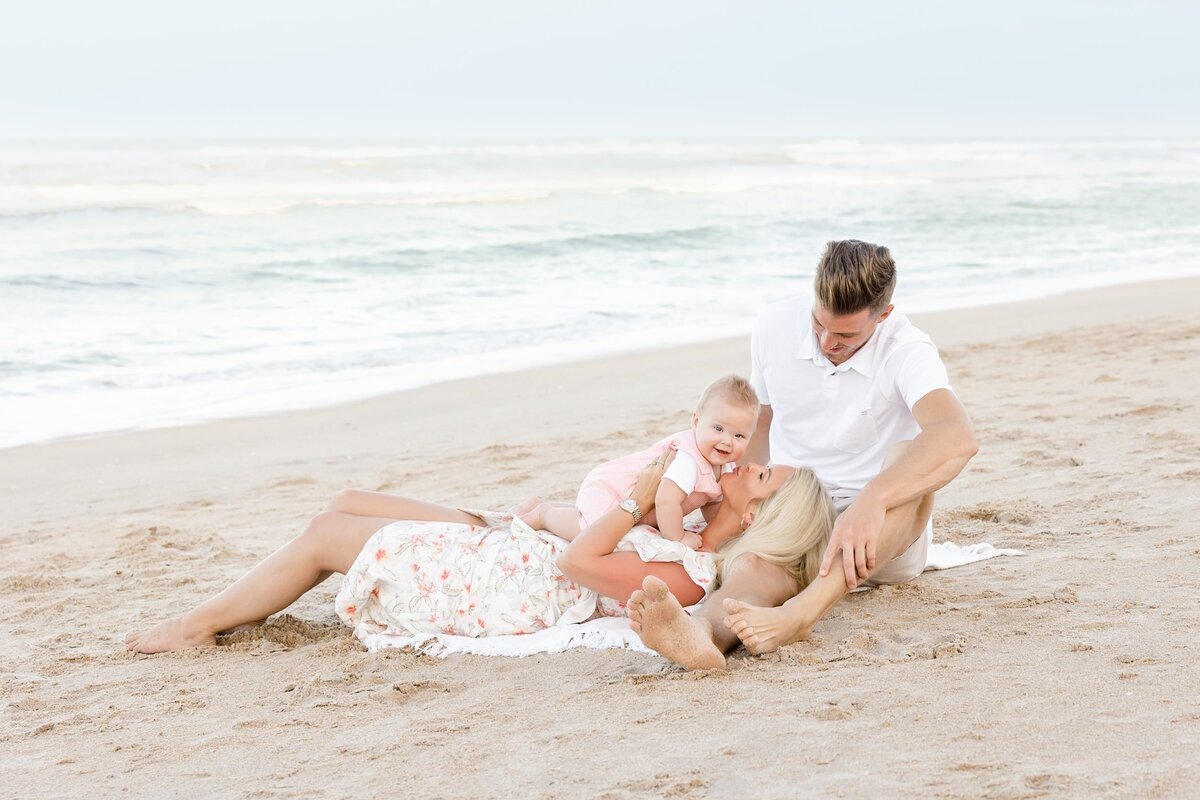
[575, 431, 723, 527]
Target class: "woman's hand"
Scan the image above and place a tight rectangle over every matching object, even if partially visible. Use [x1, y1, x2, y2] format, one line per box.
[630, 447, 677, 512]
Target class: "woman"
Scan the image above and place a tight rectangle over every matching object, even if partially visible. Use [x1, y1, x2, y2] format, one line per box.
[126, 453, 835, 654]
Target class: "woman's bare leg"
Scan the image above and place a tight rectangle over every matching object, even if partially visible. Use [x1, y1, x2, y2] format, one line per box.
[126, 511, 393, 653]
[324, 489, 483, 525]
[126, 490, 484, 654]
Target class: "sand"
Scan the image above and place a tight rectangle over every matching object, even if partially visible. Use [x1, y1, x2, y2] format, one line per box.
[2, 277, 1199, 798]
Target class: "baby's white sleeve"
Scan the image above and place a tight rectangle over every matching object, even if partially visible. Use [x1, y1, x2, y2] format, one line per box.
[662, 450, 699, 494]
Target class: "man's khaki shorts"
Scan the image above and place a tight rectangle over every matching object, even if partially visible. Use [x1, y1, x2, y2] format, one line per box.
[833, 496, 931, 587]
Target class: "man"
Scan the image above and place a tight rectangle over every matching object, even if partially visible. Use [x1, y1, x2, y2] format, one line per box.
[628, 239, 978, 669]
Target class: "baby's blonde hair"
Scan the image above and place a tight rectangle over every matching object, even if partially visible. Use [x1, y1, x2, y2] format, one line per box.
[714, 467, 835, 590]
[698, 374, 759, 416]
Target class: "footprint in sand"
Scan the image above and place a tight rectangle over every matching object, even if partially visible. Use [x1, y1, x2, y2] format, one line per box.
[812, 701, 859, 721]
[478, 443, 535, 460]
[493, 472, 533, 487]
[1001, 587, 1079, 607]
[178, 498, 218, 510]
[219, 613, 344, 651]
[941, 501, 1040, 527]
[828, 629, 968, 663]
[606, 773, 710, 797]
[270, 476, 318, 489]
[1024, 774, 1072, 791]
[0, 573, 62, 592]
[1109, 403, 1187, 419]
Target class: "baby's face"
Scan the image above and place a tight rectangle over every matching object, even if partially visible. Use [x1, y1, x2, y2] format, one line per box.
[692, 398, 757, 468]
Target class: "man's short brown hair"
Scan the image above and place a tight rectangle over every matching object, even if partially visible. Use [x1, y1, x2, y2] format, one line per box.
[813, 239, 897, 315]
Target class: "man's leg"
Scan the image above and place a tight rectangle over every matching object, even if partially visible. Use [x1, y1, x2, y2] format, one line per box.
[627, 553, 799, 670]
[724, 445, 934, 654]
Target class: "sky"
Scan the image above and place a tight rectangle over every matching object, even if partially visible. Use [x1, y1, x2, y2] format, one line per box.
[2, 0, 1198, 140]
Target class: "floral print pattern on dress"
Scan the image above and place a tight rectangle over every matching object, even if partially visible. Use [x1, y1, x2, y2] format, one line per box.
[335, 510, 716, 640]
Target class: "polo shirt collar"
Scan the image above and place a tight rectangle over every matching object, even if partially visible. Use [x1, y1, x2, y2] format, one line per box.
[795, 313, 882, 377]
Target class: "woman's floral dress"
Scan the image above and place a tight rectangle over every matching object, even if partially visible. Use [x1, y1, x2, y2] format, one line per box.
[335, 511, 715, 641]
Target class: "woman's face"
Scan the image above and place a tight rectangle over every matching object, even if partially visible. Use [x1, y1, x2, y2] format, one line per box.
[720, 463, 795, 512]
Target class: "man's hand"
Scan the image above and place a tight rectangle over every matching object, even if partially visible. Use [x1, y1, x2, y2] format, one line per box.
[819, 495, 887, 589]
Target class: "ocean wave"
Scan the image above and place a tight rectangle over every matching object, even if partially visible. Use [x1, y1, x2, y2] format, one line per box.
[0, 204, 190, 221]
[6, 168, 1104, 220]
[226, 224, 732, 279]
[352, 225, 729, 269]
[6, 139, 1200, 450]
[193, 140, 795, 161]
[1, 274, 152, 290]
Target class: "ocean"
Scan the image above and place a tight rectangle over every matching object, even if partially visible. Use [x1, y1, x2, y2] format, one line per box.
[3, 139, 1198, 449]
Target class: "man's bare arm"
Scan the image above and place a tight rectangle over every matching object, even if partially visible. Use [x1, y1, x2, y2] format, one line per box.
[820, 389, 978, 587]
[746, 404, 772, 465]
[858, 389, 978, 511]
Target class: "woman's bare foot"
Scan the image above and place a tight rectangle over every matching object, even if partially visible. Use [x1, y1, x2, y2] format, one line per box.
[627, 576, 726, 670]
[722, 598, 812, 655]
[125, 615, 216, 654]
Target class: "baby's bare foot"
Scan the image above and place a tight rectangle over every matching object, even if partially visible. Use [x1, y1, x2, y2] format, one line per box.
[517, 500, 549, 531]
[630, 576, 725, 670]
[508, 495, 541, 517]
[125, 615, 215, 654]
[722, 598, 811, 655]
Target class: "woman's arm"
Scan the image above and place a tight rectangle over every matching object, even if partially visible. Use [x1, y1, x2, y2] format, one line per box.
[555, 450, 705, 607]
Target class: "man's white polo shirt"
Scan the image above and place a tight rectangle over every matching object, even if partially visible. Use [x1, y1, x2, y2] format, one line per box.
[750, 294, 953, 501]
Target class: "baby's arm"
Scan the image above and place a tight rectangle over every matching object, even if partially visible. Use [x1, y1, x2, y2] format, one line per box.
[654, 480, 703, 549]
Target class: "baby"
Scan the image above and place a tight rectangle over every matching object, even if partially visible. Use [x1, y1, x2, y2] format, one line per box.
[520, 375, 759, 549]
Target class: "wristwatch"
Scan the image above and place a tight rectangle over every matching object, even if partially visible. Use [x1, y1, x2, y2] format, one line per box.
[618, 498, 643, 522]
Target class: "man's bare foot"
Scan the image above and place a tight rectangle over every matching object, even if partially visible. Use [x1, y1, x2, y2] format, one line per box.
[628, 576, 726, 670]
[124, 615, 215, 654]
[722, 598, 812, 655]
[508, 495, 541, 517]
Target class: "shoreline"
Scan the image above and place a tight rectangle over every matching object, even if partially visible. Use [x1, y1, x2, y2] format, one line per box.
[8, 274, 1198, 460]
[4, 274, 1199, 796]
[2, 272, 1195, 545]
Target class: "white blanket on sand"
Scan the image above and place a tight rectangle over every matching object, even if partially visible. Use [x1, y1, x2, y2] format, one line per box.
[359, 540, 1023, 658]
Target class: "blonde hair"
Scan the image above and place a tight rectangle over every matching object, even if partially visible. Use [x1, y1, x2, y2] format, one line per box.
[814, 239, 897, 314]
[714, 467, 835, 590]
[698, 374, 759, 416]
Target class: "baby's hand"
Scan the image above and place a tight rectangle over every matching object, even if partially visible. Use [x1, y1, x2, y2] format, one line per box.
[680, 531, 703, 550]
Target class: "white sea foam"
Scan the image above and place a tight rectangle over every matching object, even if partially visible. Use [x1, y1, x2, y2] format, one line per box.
[2, 139, 1199, 449]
